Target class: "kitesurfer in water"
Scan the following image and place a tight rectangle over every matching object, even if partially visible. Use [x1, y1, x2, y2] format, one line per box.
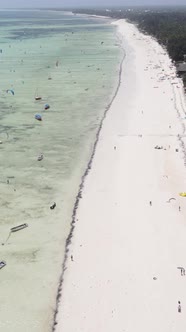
[50, 202, 56, 210]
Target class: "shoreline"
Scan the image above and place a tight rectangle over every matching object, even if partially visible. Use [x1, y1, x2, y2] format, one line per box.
[51, 26, 126, 331]
[53, 18, 186, 332]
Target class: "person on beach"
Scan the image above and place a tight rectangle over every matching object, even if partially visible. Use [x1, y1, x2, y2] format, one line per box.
[181, 268, 185, 276]
[178, 301, 181, 313]
[71, 255, 74, 262]
[179, 206, 181, 212]
[149, 201, 152, 206]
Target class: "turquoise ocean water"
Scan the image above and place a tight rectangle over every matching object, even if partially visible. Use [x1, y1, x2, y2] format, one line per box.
[0, 10, 122, 332]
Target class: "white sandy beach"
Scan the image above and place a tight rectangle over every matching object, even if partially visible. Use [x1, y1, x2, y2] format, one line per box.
[55, 19, 186, 332]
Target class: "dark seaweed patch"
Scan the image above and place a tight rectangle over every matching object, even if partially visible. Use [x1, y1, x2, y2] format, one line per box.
[51, 35, 125, 331]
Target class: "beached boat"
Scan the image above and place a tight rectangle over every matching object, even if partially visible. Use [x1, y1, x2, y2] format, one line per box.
[10, 223, 28, 233]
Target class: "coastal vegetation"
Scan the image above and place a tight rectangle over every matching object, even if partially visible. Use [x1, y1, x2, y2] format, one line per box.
[71, 7, 186, 86]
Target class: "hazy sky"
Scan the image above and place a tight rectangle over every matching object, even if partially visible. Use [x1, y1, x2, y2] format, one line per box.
[0, 0, 186, 8]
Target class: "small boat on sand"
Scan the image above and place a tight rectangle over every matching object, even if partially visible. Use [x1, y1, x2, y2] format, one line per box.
[10, 223, 28, 233]
[0, 261, 6, 269]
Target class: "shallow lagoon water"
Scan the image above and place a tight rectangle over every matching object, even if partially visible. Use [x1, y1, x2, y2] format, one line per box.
[0, 10, 122, 332]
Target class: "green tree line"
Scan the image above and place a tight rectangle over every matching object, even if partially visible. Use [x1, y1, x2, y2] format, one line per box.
[72, 8, 186, 62]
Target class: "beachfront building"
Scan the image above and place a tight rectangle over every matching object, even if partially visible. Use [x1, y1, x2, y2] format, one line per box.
[176, 54, 186, 73]
[177, 62, 186, 73]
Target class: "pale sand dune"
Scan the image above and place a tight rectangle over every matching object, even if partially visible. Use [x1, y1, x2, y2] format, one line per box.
[54, 20, 186, 332]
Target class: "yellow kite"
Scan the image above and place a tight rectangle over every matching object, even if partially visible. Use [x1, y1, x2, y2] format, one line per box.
[179, 192, 186, 197]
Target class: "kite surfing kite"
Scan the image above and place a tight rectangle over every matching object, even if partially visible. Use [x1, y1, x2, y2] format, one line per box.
[6, 89, 14, 95]
[179, 192, 186, 197]
[167, 197, 176, 203]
